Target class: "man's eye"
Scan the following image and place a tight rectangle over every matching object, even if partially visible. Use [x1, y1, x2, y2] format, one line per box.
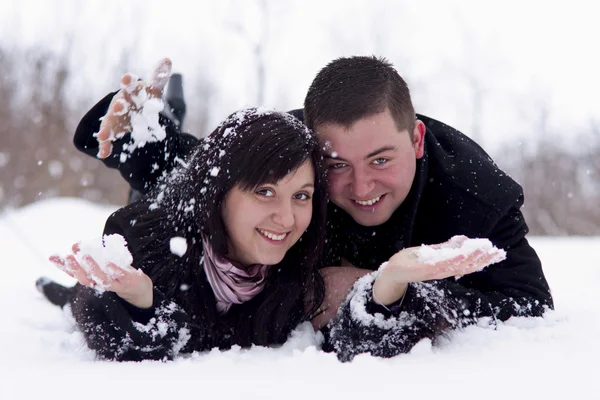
[328, 163, 347, 170]
[372, 158, 388, 165]
[294, 192, 311, 200]
[256, 188, 274, 197]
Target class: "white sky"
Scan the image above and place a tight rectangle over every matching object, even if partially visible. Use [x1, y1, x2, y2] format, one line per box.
[0, 0, 598, 151]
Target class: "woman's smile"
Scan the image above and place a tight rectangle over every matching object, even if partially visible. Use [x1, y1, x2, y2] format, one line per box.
[256, 228, 288, 243]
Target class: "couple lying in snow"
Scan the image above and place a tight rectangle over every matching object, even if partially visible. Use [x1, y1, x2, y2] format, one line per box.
[38, 56, 552, 362]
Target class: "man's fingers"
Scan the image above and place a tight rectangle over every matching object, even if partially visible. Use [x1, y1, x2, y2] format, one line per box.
[147, 57, 172, 98]
[454, 250, 489, 275]
[71, 243, 81, 254]
[430, 235, 469, 250]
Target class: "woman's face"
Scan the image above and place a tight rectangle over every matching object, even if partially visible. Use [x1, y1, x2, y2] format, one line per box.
[221, 160, 315, 267]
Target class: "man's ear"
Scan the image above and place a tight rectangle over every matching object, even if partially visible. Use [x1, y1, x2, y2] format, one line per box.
[412, 120, 426, 159]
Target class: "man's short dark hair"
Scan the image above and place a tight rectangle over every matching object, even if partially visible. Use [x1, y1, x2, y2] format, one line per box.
[304, 56, 415, 139]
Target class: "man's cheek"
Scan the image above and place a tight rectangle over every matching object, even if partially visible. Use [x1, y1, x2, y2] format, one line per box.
[326, 177, 344, 198]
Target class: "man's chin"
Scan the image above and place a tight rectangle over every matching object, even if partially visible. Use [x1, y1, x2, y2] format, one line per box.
[352, 215, 388, 227]
[346, 208, 392, 227]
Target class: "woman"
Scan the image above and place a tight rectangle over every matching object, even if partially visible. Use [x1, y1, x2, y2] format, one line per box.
[47, 107, 329, 361]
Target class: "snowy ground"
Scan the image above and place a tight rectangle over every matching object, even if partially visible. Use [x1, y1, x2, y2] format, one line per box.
[1, 198, 598, 399]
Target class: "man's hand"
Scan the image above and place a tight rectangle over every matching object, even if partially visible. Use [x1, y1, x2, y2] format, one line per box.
[96, 58, 172, 158]
[373, 236, 504, 306]
[49, 243, 154, 309]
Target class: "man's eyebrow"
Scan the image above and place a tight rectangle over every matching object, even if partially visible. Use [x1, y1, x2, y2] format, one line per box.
[365, 146, 396, 159]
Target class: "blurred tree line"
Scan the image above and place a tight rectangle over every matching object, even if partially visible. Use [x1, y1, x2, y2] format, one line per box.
[0, 45, 598, 235]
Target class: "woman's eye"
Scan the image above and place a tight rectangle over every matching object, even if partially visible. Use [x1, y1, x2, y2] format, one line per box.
[372, 158, 388, 165]
[256, 188, 274, 197]
[294, 193, 311, 200]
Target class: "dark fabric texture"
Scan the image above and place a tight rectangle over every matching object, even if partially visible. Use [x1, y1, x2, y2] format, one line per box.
[69, 203, 196, 361]
[73, 97, 552, 362]
[73, 91, 198, 193]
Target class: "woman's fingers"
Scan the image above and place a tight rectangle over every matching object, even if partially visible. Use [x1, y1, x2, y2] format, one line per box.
[49, 255, 75, 278]
[71, 242, 81, 254]
[97, 141, 113, 159]
[147, 58, 172, 98]
[81, 255, 110, 288]
[94, 58, 171, 159]
[65, 255, 95, 287]
[120, 72, 137, 88]
[102, 262, 130, 293]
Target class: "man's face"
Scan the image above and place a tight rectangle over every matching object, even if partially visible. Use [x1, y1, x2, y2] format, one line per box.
[317, 108, 425, 227]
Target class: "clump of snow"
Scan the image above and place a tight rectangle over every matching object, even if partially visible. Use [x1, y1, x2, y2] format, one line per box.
[210, 167, 220, 176]
[255, 106, 274, 115]
[169, 236, 187, 257]
[417, 235, 506, 271]
[73, 234, 134, 289]
[126, 97, 167, 153]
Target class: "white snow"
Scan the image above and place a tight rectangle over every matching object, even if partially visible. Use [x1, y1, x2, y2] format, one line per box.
[417, 235, 506, 271]
[1, 197, 598, 399]
[169, 236, 188, 257]
[74, 234, 133, 272]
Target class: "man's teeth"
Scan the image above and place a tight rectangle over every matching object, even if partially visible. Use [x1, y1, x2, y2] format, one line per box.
[258, 229, 287, 241]
[355, 196, 382, 206]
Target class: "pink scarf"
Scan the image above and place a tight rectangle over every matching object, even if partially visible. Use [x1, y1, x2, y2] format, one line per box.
[202, 238, 270, 314]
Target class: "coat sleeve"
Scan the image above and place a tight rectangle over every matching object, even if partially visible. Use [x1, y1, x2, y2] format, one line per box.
[69, 205, 195, 361]
[73, 91, 199, 193]
[70, 285, 192, 361]
[329, 202, 553, 362]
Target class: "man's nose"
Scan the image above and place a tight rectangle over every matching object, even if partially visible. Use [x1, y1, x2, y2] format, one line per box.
[350, 167, 374, 198]
[273, 200, 295, 229]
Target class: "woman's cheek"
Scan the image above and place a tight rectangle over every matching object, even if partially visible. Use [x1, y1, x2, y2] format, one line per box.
[299, 204, 313, 232]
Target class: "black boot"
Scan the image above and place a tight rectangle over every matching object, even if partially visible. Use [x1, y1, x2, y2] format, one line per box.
[36, 277, 75, 308]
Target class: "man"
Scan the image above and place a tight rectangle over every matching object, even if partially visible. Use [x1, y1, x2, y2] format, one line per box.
[64, 56, 553, 360]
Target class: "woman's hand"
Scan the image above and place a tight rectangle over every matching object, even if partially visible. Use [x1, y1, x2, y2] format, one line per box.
[373, 236, 503, 306]
[96, 57, 172, 158]
[49, 243, 154, 309]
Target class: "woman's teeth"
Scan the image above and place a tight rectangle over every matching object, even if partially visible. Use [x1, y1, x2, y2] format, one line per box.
[354, 196, 382, 206]
[258, 229, 287, 241]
